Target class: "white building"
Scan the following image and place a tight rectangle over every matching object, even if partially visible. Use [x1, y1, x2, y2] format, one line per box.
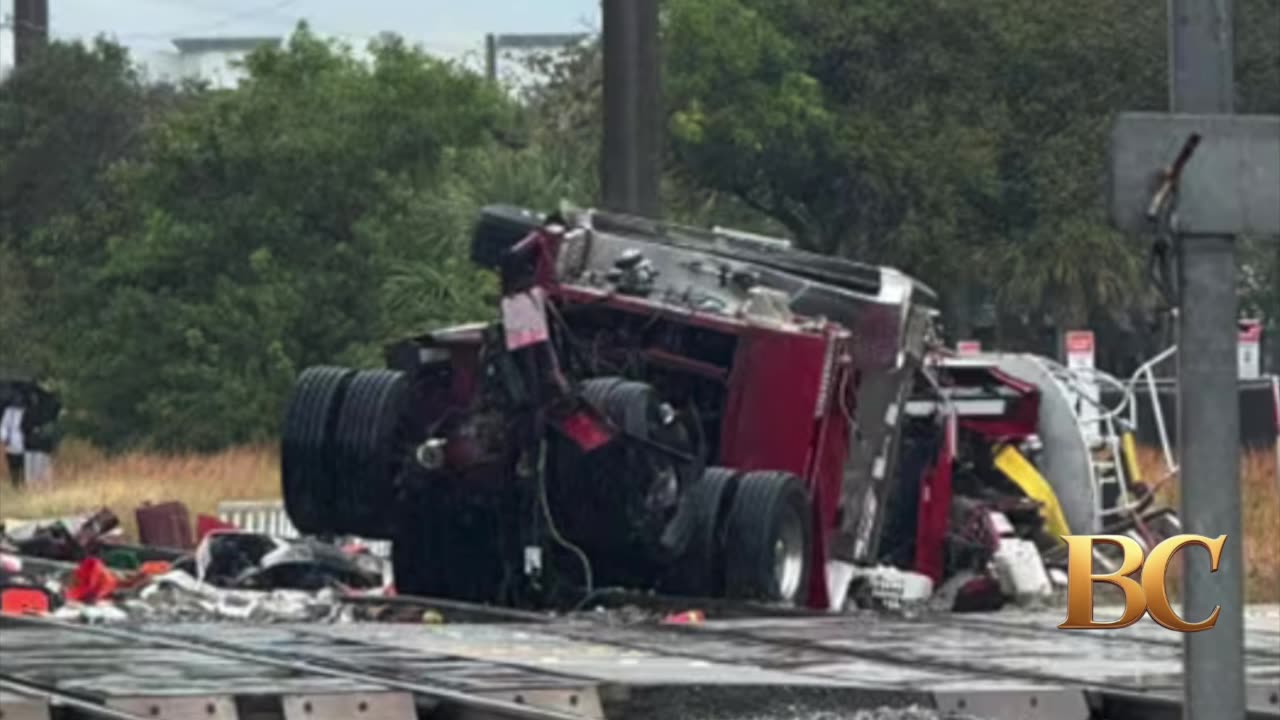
[0, 0, 16, 81]
[141, 36, 281, 89]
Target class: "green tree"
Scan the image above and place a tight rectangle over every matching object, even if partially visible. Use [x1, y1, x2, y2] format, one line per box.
[0, 39, 176, 378]
[0, 40, 153, 249]
[662, 0, 1277, 355]
[520, 28, 787, 235]
[23, 29, 520, 449]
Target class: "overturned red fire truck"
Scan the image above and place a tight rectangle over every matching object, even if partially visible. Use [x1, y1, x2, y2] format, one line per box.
[281, 205, 1180, 610]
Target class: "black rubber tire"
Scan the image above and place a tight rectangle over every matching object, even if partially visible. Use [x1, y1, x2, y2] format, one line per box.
[579, 377, 698, 469]
[333, 369, 410, 538]
[579, 378, 653, 437]
[578, 375, 702, 530]
[281, 366, 356, 535]
[722, 470, 813, 604]
[662, 466, 737, 597]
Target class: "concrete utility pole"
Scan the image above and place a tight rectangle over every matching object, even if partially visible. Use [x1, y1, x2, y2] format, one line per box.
[1112, 2, 1279, 716]
[1168, 3, 1242, 717]
[600, 0, 661, 218]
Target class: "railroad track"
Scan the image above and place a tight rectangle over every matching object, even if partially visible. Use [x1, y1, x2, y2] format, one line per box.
[341, 586, 821, 624]
[5, 586, 1279, 719]
[0, 613, 593, 720]
[896, 606, 1280, 658]
[332, 591, 1280, 718]
[347, 589, 1280, 665]
[0, 676, 155, 720]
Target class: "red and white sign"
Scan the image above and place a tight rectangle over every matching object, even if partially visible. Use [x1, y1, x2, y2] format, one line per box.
[1064, 330, 1100, 442]
[1239, 319, 1262, 379]
[501, 288, 550, 350]
[1064, 330, 1095, 370]
[956, 340, 982, 356]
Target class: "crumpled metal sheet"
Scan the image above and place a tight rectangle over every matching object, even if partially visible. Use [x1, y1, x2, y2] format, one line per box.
[5, 527, 390, 624]
[194, 531, 384, 592]
[51, 570, 358, 624]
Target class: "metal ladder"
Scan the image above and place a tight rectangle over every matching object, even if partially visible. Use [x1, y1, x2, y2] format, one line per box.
[1033, 349, 1183, 570]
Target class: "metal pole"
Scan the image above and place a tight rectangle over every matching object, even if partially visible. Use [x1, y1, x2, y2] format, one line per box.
[1168, 2, 1244, 719]
[601, 0, 661, 217]
[12, 0, 47, 69]
[485, 33, 497, 81]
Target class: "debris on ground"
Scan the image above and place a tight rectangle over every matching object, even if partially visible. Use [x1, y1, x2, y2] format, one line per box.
[1, 508, 122, 562]
[98, 569, 357, 623]
[844, 565, 935, 615]
[0, 552, 58, 615]
[194, 531, 384, 591]
[0, 509, 392, 623]
[134, 500, 195, 550]
[662, 609, 705, 625]
[64, 557, 118, 604]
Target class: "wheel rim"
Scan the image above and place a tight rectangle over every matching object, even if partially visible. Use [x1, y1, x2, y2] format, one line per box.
[774, 506, 806, 601]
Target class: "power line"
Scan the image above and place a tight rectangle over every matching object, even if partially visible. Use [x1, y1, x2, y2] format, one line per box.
[112, 0, 301, 41]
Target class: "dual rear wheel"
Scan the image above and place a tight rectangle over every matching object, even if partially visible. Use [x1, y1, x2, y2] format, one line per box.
[281, 366, 411, 540]
[576, 377, 813, 605]
[283, 367, 815, 606]
[667, 466, 813, 605]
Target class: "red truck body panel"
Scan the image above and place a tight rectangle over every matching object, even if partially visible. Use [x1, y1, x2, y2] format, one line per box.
[556, 277, 854, 608]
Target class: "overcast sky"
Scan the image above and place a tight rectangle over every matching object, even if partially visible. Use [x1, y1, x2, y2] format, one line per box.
[41, 0, 600, 62]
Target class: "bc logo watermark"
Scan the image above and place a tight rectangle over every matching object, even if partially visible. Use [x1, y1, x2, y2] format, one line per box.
[1058, 534, 1227, 632]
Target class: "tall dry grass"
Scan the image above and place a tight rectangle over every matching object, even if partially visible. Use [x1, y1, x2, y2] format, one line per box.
[0, 439, 281, 540]
[0, 440, 1276, 601]
[1136, 446, 1280, 603]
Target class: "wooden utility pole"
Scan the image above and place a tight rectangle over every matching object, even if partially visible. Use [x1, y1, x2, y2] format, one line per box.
[13, 0, 47, 69]
[600, 0, 661, 218]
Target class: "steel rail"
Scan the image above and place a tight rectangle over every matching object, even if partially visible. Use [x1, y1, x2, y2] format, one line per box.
[343, 592, 1185, 697]
[894, 609, 1280, 658]
[506, 609, 1214, 700]
[0, 675, 153, 720]
[187, 588, 1178, 705]
[343, 586, 821, 623]
[0, 614, 588, 720]
[341, 592, 558, 623]
[348, 589, 1280, 679]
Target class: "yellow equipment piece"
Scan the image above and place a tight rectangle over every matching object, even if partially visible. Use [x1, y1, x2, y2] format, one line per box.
[1120, 431, 1143, 485]
[993, 443, 1072, 539]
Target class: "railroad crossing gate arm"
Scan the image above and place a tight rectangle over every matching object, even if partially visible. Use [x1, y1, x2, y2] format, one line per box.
[1108, 113, 1280, 236]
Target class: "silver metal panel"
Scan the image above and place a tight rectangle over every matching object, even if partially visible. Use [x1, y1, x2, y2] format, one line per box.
[932, 687, 1091, 720]
[1109, 113, 1280, 236]
[280, 692, 417, 720]
[1249, 682, 1280, 714]
[108, 696, 238, 719]
[473, 688, 604, 720]
[994, 354, 1099, 534]
[0, 691, 51, 720]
